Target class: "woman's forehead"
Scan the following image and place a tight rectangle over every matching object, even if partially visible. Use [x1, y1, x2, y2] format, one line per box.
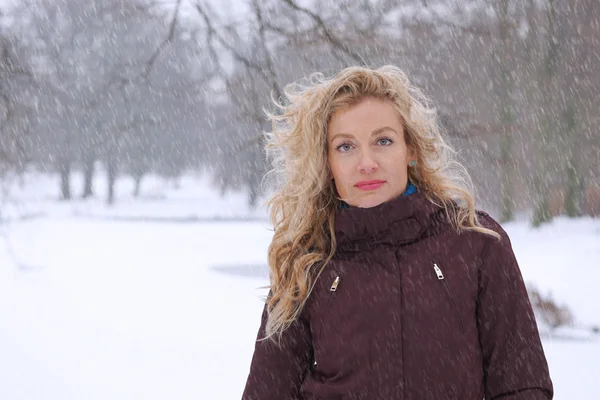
[327, 99, 404, 136]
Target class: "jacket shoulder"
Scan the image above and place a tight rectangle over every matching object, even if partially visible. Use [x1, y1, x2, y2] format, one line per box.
[472, 211, 521, 274]
[475, 210, 508, 238]
[472, 210, 515, 264]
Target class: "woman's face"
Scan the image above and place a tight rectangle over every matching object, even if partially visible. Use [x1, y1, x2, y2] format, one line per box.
[327, 97, 415, 208]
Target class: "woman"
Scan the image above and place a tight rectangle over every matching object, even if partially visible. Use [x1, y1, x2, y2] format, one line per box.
[242, 65, 553, 399]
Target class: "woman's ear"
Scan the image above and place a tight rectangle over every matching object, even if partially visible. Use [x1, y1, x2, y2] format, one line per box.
[407, 147, 417, 167]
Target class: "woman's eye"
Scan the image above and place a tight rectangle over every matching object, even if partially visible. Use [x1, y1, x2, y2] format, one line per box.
[336, 143, 353, 152]
[377, 138, 393, 146]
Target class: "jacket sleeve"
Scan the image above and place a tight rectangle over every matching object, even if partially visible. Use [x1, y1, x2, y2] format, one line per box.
[241, 297, 313, 400]
[476, 216, 554, 400]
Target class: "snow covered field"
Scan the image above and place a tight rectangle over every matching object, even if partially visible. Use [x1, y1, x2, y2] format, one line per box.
[0, 172, 598, 399]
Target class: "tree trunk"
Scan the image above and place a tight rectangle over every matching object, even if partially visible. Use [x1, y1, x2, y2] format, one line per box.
[499, 133, 514, 223]
[248, 185, 258, 209]
[564, 161, 582, 217]
[219, 175, 230, 198]
[497, 0, 516, 223]
[107, 159, 117, 206]
[82, 156, 95, 198]
[58, 160, 71, 200]
[133, 174, 143, 198]
[532, 0, 559, 227]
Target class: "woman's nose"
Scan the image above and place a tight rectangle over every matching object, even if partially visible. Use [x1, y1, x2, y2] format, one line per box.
[357, 150, 379, 174]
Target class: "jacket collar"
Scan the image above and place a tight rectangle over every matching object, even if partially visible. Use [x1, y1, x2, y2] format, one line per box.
[334, 188, 444, 251]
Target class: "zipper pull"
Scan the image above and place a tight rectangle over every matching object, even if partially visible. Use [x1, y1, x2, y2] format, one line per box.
[330, 276, 340, 291]
[433, 263, 444, 280]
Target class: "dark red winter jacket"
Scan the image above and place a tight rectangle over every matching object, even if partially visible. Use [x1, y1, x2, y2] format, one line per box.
[242, 189, 553, 399]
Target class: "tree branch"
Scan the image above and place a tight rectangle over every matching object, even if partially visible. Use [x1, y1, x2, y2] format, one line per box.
[142, 0, 182, 78]
[252, 0, 283, 100]
[195, 2, 278, 90]
[280, 0, 367, 64]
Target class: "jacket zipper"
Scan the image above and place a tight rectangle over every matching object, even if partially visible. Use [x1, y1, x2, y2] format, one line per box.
[433, 262, 466, 333]
[314, 275, 341, 368]
[330, 276, 340, 291]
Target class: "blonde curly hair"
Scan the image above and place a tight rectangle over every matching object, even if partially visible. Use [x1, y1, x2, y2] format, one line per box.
[261, 65, 499, 344]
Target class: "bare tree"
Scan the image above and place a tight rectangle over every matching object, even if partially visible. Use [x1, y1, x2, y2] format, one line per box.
[192, 0, 389, 205]
[11, 0, 213, 204]
[0, 28, 35, 176]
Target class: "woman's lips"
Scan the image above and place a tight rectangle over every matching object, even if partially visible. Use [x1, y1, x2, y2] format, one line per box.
[355, 180, 385, 191]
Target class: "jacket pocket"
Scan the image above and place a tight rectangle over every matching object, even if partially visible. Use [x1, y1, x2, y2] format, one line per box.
[431, 260, 466, 334]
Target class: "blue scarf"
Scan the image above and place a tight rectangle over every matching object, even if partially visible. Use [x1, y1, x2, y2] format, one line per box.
[339, 181, 417, 210]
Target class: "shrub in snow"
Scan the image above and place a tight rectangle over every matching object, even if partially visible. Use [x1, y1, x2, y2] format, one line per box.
[527, 284, 574, 330]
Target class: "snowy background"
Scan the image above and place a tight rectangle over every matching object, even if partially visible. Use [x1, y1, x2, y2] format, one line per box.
[0, 171, 598, 399]
[2, 0, 599, 398]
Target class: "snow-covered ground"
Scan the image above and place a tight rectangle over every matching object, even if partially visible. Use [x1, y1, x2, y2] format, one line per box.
[0, 171, 598, 399]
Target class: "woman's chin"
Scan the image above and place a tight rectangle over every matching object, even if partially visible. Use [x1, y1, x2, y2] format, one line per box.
[345, 189, 405, 208]
[352, 193, 387, 209]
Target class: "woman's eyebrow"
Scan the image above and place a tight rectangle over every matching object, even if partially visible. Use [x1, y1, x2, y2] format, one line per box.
[371, 126, 398, 136]
[329, 133, 354, 142]
[330, 126, 398, 142]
